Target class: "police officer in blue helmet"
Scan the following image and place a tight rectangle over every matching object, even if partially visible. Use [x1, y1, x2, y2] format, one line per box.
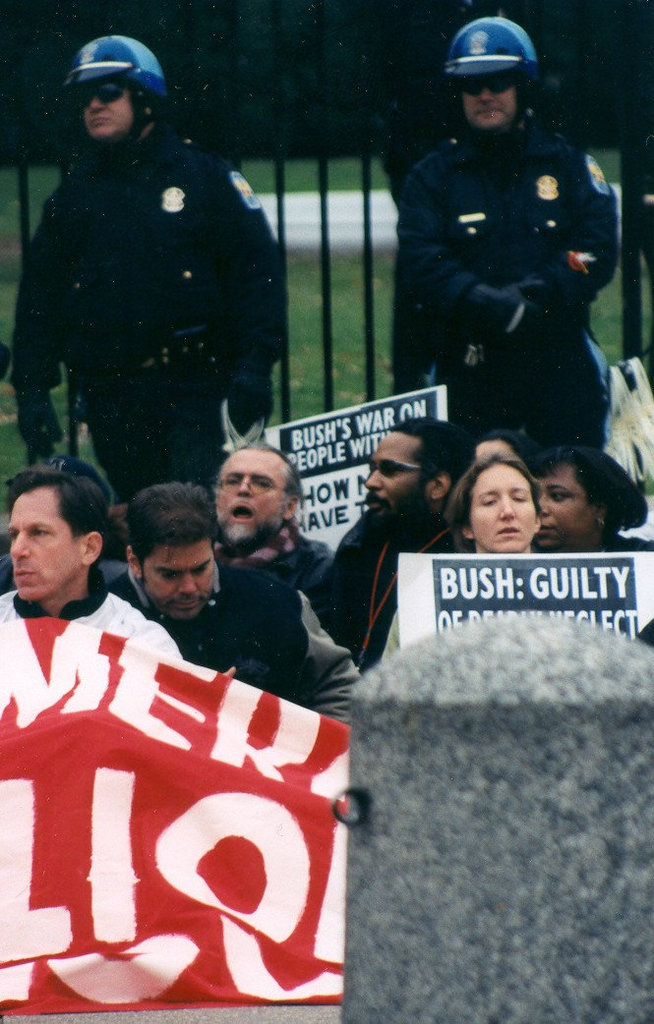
[12, 36, 285, 500]
[65, 35, 167, 145]
[396, 17, 617, 448]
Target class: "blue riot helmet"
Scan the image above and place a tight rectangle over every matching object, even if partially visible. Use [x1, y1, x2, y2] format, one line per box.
[65, 35, 167, 99]
[444, 17, 539, 82]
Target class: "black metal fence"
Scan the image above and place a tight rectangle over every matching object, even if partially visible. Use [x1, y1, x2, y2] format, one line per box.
[6, 0, 653, 422]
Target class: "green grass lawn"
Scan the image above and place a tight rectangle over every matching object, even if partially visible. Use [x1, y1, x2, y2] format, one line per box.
[0, 152, 648, 490]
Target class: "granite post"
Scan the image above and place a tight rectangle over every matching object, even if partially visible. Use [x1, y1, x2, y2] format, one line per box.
[342, 618, 654, 1023]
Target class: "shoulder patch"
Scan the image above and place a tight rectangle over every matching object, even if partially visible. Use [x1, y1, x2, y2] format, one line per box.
[229, 171, 262, 210]
[585, 155, 611, 196]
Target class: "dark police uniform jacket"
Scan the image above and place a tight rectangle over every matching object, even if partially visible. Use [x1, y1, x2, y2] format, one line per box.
[12, 124, 285, 394]
[397, 117, 618, 379]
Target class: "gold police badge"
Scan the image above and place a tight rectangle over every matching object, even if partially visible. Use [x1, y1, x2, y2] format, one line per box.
[161, 187, 185, 213]
[536, 175, 559, 200]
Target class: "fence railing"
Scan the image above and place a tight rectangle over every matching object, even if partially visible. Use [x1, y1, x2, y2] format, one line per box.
[9, 0, 653, 427]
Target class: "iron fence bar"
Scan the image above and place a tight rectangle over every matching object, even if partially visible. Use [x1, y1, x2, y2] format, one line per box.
[17, 159, 30, 265]
[226, 0, 242, 165]
[618, 0, 643, 360]
[361, 151, 376, 401]
[318, 155, 334, 412]
[316, 0, 334, 411]
[274, 158, 291, 422]
[270, 0, 291, 422]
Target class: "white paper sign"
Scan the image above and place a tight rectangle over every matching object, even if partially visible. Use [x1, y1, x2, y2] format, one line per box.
[266, 387, 448, 549]
[397, 551, 654, 649]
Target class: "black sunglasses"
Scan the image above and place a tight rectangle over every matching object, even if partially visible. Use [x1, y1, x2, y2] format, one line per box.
[367, 458, 422, 478]
[460, 72, 517, 96]
[78, 82, 126, 107]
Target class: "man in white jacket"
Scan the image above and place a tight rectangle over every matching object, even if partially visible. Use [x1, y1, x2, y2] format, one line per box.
[0, 467, 180, 659]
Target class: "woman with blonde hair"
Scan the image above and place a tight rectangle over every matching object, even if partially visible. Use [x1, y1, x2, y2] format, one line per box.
[383, 452, 541, 658]
[445, 451, 541, 554]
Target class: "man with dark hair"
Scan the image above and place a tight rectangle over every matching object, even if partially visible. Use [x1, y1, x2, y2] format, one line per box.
[12, 35, 285, 499]
[110, 482, 356, 722]
[330, 416, 474, 670]
[215, 444, 334, 624]
[0, 468, 181, 657]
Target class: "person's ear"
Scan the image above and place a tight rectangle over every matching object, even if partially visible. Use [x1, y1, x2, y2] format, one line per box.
[126, 545, 143, 579]
[462, 523, 474, 542]
[426, 471, 451, 510]
[592, 502, 608, 533]
[79, 531, 104, 566]
[282, 494, 299, 522]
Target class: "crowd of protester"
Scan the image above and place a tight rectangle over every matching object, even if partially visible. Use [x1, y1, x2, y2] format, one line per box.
[4, 19, 654, 725]
[2, 420, 652, 724]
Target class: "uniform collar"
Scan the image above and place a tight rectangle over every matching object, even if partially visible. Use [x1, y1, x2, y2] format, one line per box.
[451, 114, 555, 164]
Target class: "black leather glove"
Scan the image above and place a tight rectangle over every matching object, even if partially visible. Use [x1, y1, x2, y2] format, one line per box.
[226, 373, 273, 434]
[463, 282, 545, 342]
[463, 283, 527, 334]
[16, 390, 63, 462]
[517, 274, 550, 308]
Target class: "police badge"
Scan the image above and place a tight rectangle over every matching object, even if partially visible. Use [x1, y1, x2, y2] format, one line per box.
[469, 31, 489, 56]
[536, 175, 559, 201]
[161, 187, 185, 213]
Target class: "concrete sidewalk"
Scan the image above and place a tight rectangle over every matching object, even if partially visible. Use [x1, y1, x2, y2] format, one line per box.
[9, 1008, 340, 1023]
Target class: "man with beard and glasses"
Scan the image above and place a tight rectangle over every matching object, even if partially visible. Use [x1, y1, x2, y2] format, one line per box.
[110, 481, 355, 721]
[214, 444, 334, 625]
[329, 416, 474, 671]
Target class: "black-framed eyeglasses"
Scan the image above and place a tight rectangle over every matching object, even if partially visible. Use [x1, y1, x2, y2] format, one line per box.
[367, 459, 422, 478]
[461, 71, 517, 96]
[78, 82, 126, 107]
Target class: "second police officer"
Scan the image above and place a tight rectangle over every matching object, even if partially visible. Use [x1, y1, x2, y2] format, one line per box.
[12, 36, 286, 500]
[396, 17, 618, 447]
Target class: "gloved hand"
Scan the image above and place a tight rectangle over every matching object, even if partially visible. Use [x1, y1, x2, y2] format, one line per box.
[16, 390, 63, 462]
[517, 273, 550, 307]
[463, 283, 527, 334]
[226, 373, 273, 434]
[463, 282, 543, 340]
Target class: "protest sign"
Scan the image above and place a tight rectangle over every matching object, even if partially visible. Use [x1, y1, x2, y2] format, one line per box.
[396, 552, 654, 648]
[0, 618, 348, 1015]
[266, 387, 447, 549]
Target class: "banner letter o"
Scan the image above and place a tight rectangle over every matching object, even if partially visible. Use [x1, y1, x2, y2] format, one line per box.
[156, 792, 310, 942]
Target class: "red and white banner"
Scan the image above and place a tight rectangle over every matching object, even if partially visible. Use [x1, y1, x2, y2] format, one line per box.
[0, 618, 349, 1015]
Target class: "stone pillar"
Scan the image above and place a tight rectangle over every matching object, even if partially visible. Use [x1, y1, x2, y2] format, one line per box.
[342, 618, 654, 1024]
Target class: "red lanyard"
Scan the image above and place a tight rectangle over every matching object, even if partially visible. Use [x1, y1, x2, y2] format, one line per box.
[357, 528, 450, 667]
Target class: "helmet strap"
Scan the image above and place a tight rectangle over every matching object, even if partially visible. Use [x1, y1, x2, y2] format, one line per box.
[126, 86, 159, 141]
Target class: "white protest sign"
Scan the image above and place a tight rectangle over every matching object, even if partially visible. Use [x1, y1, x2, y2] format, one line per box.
[397, 551, 654, 649]
[266, 387, 448, 549]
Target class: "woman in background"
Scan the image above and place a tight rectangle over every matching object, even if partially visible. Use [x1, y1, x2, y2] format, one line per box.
[532, 446, 652, 553]
[474, 428, 542, 469]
